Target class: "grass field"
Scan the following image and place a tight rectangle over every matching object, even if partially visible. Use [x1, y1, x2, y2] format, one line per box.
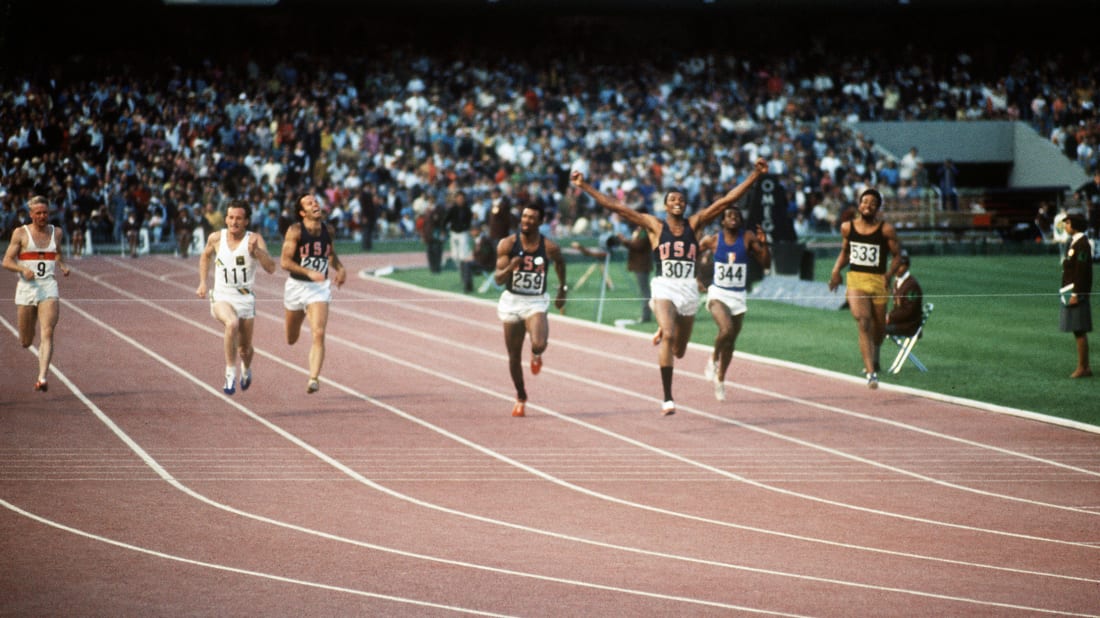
[377, 243, 1098, 429]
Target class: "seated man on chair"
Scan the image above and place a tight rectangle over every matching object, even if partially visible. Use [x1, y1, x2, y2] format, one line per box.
[885, 250, 923, 337]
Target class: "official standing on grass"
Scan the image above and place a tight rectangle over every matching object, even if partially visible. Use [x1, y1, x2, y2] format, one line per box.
[281, 193, 347, 394]
[572, 157, 768, 416]
[495, 201, 567, 418]
[2, 196, 71, 392]
[828, 188, 902, 389]
[1060, 213, 1093, 378]
[196, 200, 277, 395]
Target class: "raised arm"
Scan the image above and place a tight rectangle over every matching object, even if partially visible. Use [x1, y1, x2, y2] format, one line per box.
[690, 157, 769, 231]
[570, 170, 659, 236]
[747, 225, 771, 270]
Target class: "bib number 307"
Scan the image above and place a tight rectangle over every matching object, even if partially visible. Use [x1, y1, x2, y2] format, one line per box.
[660, 260, 695, 279]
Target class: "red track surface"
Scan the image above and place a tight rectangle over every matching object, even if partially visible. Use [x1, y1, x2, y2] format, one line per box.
[3, 253, 1099, 616]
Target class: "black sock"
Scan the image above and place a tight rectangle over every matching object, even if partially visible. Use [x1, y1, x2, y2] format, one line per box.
[660, 366, 673, 401]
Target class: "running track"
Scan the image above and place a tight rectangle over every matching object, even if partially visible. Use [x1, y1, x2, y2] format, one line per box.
[2, 253, 1099, 616]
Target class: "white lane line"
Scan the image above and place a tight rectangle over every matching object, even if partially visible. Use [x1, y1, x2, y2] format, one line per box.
[99, 258, 1100, 555]
[0, 309, 815, 615]
[50, 260, 1100, 603]
[22, 279, 1096, 615]
[0, 499, 514, 617]
[372, 275, 1100, 470]
[326, 295, 1100, 518]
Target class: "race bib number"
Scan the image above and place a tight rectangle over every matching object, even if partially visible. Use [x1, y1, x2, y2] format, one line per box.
[301, 256, 329, 275]
[221, 266, 250, 287]
[511, 270, 544, 293]
[714, 262, 746, 288]
[659, 259, 695, 279]
[849, 241, 880, 268]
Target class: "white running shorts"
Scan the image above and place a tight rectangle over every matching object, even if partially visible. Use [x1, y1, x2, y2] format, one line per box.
[15, 277, 59, 306]
[706, 284, 748, 317]
[210, 288, 257, 320]
[651, 276, 700, 317]
[283, 277, 331, 311]
[497, 290, 549, 323]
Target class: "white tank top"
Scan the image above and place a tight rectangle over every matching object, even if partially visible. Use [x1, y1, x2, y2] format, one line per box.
[18, 224, 58, 280]
[213, 231, 257, 294]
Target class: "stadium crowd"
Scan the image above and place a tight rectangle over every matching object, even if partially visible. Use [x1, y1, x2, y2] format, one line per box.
[2, 13, 1098, 253]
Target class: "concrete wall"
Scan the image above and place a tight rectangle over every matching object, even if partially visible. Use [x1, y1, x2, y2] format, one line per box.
[853, 120, 1088, 191]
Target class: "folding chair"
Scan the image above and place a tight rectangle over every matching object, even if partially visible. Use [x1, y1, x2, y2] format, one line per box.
[888, 302, 933, 374]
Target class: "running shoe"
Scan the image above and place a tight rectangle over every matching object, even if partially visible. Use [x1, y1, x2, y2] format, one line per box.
[867, 371, 879, 390]
[530, 354, 542, 375]
[661, 400, 676, 416]
[714, 378, 726, 402]
[34, 380, 48, 393]
[511, 400, 526, 417]
[240, 367, 252, 391]
[307, 378, 320, 394]
[703, 357, 716, 380]
[223, 370, 236, 395]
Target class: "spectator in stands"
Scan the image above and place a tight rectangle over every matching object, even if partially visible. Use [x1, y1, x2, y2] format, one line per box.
[486, 186, 515, 246]
[122, 209, 141, 258]
[176, 206, 197, 258]
[1074, 168, 1100, 237]
[1035, 203, 1055, 242]
[444, 190, 473, 268]
[879, 158, 901, 193]
[68, 209, 87, 258]
[202, 202, 225, 236]
[421, 199, 447, 274]
[938, 158, 959, 211]
[885, 250, 923, 337]
[1060, 214, 1093, 379]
